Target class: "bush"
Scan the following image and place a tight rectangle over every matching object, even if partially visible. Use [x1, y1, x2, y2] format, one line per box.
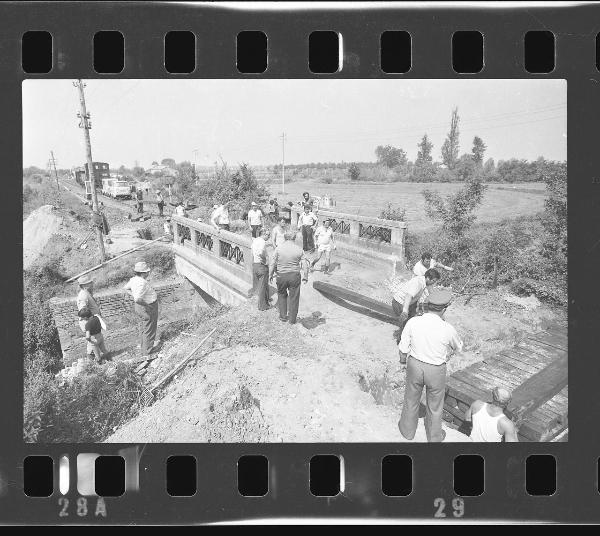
[24, 360, 146, 442]
[380, 204, 406, 222]
[348, 163, 361, 181]
[321, 175, 333, 184]
[137, 226, 153, 240]
[142, 246, 175, 276]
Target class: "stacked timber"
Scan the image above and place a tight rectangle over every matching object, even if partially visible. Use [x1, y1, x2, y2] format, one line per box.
[444, 327, 568, 442]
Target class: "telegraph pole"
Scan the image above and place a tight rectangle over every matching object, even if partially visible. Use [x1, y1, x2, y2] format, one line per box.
[49, 151, 59, 190]
[280, 132, 286, 195]
[74, 79, 106, 262]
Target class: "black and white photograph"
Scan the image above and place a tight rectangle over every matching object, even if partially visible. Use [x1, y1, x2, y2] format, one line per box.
[22, 78, 567, 444]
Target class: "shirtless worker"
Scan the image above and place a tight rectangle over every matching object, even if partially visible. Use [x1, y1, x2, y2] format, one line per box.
[310, 219, 336, 274]
[466, 387, 519, 442]
[388, 268, 441, 363]
[398, 289, 463, 442]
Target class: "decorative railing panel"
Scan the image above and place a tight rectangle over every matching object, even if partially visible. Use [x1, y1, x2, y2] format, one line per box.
[359, 223, 392, 243]
[220, 241, 245, 265]
[195, 230, 214, 251]
[325, 218, 350, 235]
[177, 223, 192, 244]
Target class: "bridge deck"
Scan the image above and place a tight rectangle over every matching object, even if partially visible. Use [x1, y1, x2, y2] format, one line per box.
[444, 325, 568, 441]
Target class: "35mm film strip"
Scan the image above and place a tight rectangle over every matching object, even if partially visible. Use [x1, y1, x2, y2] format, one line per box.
[1, 0, 599, 525]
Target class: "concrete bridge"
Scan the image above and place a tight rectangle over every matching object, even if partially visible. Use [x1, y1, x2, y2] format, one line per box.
[171, 209, 407, 306]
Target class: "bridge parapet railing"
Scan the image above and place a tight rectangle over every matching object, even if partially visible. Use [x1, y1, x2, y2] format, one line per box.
[290, 206, 406, 261]
[171, 215, 253, 282]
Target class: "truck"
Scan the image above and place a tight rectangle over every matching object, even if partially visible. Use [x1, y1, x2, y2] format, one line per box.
[102, 178, 132, 199]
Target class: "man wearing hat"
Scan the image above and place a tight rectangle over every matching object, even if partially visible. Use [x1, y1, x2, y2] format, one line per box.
[76, 274, 107, 356]
[247, 201, 264, 238]
[156, 190, 165, 217]
[124, 261, 160, 358]
[397, 288, 463, 442]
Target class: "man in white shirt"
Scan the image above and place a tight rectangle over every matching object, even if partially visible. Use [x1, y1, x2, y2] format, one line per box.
[124, 261, 160, 358]
[270, 217, 286, 250]
[297, 204, 318, 252]
[388, 269, 441, 361]
[310, 219, 336, 274]
[76, 274, 107, 357]
[247, 201, 264, 238]
[397, 289, 463, 442]
[251, 228, 271, 310]
[211, 201, 231, 231]
[413, 252, 453, 277]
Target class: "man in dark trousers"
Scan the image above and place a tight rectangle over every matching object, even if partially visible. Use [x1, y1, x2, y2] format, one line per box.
[397, 289, 463, 442]
[156, 190, 165, 217]
[136, 188, 144, 214]
[251, 228, 270, 310]
[269, 230, 309, 324]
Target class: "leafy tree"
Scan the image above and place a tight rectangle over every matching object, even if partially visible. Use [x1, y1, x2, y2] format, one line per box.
[412, 134, 437, 182]
[132, 166, 145, 177]
[539, 161, 567, 269]
[483, 158, 496, 177]
[472, 136, 487, 165]
[161, 158, 176, 168]
[441, 107, 460, 169]
[422, 177, 487, 256]
[454, 154, 478, 182]
[375, 145, 408, 169]
[348, 162, 361, 181]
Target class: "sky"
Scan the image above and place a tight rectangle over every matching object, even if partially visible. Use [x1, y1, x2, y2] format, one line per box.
[22, 79, 566, 170]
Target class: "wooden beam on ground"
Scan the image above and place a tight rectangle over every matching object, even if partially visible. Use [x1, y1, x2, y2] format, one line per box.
[312, 280, 396, 322]
[64, 236, 168, 283]
[505, 354, 568, 424]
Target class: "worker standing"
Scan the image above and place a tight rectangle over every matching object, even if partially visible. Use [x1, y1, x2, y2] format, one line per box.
[297, 203, 318, 253]
[76, 275, 108, 356]
[269, 230, 310, 324]
[270, 217, 287, 250]
[251, 228, 271, 310]
[311, 219, 336, 274]
[247, 201, 264, 238]
[211, 201, 231, 231]
[136, 188, 144, 214]
[398, 289, 463, 443]
[124, 261, 160, 358]
[156, 190, 165, 217]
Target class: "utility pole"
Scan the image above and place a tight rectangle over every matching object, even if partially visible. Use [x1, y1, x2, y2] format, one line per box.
[280, 132, 286, 195]
[192, 148, 199, 182]
[49, 151, 59, 190]
[74, 79, 106, 263]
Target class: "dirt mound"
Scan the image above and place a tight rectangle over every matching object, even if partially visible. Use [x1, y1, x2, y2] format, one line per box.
[23, 205, 64, 270]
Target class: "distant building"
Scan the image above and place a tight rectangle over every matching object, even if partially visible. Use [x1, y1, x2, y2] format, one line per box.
[147, 163, 179, 178]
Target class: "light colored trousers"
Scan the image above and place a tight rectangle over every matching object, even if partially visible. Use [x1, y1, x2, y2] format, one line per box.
[399, 356, 447, 442]
[135, 300, 159, 356]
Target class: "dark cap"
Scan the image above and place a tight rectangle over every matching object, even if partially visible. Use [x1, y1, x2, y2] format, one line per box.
[427, 289, 453, 307]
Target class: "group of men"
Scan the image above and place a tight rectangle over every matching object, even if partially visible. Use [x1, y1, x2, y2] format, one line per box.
[75, 260, 161, 364]
[388, 252, 518, 442]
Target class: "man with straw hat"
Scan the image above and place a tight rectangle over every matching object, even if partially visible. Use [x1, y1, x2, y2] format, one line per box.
[124, 261, 160, 358]
[397, 288, 463, 442]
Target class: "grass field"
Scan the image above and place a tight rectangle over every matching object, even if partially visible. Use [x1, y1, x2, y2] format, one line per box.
[270, 180, 547, 232]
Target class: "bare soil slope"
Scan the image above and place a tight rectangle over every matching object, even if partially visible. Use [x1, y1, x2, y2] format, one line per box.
[23, 205, 64, 270]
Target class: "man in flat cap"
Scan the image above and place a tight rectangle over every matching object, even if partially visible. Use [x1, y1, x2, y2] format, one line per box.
[124, 261, 160, 358]
[398, 288, 463, 442]
[465, 387, 519, 442]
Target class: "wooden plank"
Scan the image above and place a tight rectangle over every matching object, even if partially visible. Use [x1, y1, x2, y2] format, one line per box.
[527, 334, 568, 353]
[527, 330, 567, 351]
[312, 281, 396, 320]
[499, 348, 549, 371]
[453, 370, 498, 394]
[475, 362, 528, 386]
[464, 369, 517, 391]
[516, 339, 566, 362]
[505, 355, 568, 423]
[481, 358, 532, 382]
[445, 376, 488, 405]
[492, 353, 541, 376]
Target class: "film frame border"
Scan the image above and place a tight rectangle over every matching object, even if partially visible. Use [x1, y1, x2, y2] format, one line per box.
[1, 1, 598, 524]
